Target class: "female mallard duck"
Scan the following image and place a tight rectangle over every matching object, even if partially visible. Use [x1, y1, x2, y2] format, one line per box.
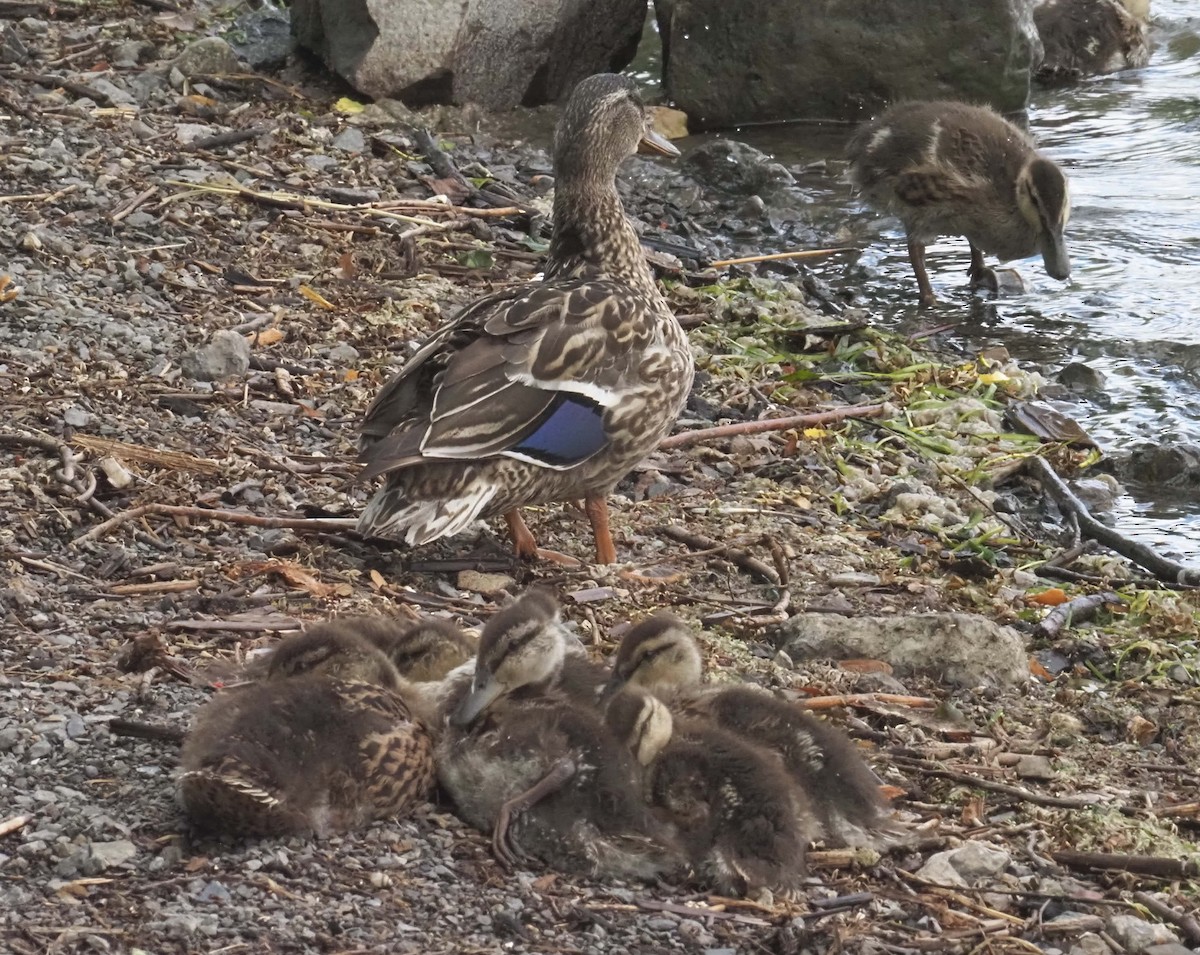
[435, 589, 682, 877]
[1035, 0, 1150, 85]
[178, 624, 434, 837]
[606, 685, 811, 895]
[846, 100, 1071, 306]
[357, 73, 692, 565]
[606, 612, 889, 849]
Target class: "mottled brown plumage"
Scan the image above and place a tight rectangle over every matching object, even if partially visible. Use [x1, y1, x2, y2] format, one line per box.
[607, 612, 889, 849]
[435, 589, 682, 878]
[847, 100, 1071, 306]
[1035, 0, 1150, 85]
[178, 628, 434, 838]
[606, 686, 809, 895]
[357, 73, 692, 564]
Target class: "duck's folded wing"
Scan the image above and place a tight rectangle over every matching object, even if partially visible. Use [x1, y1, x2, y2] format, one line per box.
[359, 278, 648, 481]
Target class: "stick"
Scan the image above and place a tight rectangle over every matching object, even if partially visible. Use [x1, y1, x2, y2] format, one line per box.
[709, 247, 858, 268]
[892, 756, 1117, 810]
[801, 693, 937, 710]
[167, 617, 303, 633]
[73, 504, 356, 544]
[659, 403, 886, 450]
[1132, 891, 1200, 945]
[1033, 591, 1124, 639]
[1028, 456, 1200, 585]
[108, 579, 200, 596]
[71, 435, 221, 474]
[654, 526, 779, 583]
[108, 719, 186, 745]
[0, 815, 31, 838]
[109, 186, 159, 223]
[181, 126, 269, 152]
[1050, 850, 1200, 879]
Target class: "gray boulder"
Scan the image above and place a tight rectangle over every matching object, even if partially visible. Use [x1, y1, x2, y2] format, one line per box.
[657, 0, 1041, 128]
[291, 0, 647, 109]
[777, 612, 1028, 687]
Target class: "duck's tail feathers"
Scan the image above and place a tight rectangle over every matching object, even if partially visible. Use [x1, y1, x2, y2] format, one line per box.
[356, 479, 498, 545]
[177, 770, 308, 837]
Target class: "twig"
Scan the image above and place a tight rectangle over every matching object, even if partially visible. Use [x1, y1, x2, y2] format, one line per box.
[709, 247, 858, 268]
[166, 616, 303, 633]
[108, 579, 200, 596]
[109, 186, 159, 223]
[74, 504, 356, 544]
[1033, 591, 1124, 639]
[801, 693, 937, 711]
[1050, 850, 1200, 879]
[655, 526, 779, 583]
[181, 126, 269, 152]
[659, 403, 886, 451]
[0, 815, 31, 838]
[891, 755, 1120, 811]
[72, 434, 221, 474]
[1131, 891, 1200, 945]
[1027, 456, 1200, 585]
[0, 183, 80, 204]
[107, 719, 185, 745]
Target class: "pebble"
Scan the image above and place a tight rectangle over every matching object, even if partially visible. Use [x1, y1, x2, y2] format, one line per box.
[172, 36, 241, 76]
[332, 127, 366, 153]
[90, 839, 138, 869]
[1106, 914, 1180, 952]
[180, 329, 251, 381]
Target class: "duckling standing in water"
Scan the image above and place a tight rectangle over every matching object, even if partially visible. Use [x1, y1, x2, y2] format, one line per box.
[606, 685, 811, 896]
[607, 612, 889, 849]
[357, 73, 692, 565]
[1035, 0, 1151, 85]
[178, 623, 434, 838]
[436, 589, 682, 879]
[847, 100, 1071, 306]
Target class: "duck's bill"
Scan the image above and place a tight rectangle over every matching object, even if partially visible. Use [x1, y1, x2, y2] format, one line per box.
[451, 679, 502, 727]
[639, 128, 681, 158]
[1040, 232, 1071, 281]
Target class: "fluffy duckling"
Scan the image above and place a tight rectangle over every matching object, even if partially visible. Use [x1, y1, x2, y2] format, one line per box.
[357, 73, 692, 565]
[847, 100, 1071, 306]
[1035, 0, 1151, 85]
[436, 590, 682, 878]
[607, 612, 888, 848]
[606, 686, 810, 895]
[178, 625, 434, 838]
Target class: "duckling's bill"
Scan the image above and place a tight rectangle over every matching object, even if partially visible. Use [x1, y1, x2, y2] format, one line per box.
[452, 673, 502, 726]
[1040, 230, 1071, 281]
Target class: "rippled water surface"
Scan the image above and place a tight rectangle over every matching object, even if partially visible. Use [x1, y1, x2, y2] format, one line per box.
[649, 2, 1200, 560]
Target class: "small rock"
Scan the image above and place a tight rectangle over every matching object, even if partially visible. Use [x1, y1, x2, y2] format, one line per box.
[331, 127, 366, 153]
[0, 728, 20, 751]
[28, 739, 52, 759]
[195, 879, 232, 903]
[327, 343, 360, 363]
[1142, 945, 1194, 955]
[181, 330, 251, 381]
[64, 715, 87, 739]
[1068, 932, 1114, 955]
[88, 77, 136, 106]
[457, 570, 516, 596]
[828, 571, 881, 587]
[1, 25, 30, 65]
[225, 3, 294, 70]
[172, 37, 241, 77]
[304, 154, 339, 172]
[917, 841, 1009, 887]
[89, 839, 138, 870]
[1106, 914, 1180, 952]
[1058, 361, 1107, 393]
[175, 123, 218, 145]
[1014, 754, 1055, 781]
[63, 406, 91, 428]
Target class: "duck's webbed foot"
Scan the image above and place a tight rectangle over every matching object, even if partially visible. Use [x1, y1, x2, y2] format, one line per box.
[491, 756, 578, 870]
[967, 243, 1000, 298]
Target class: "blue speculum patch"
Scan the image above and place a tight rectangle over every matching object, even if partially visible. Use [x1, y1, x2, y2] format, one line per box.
[512, 393, 608, 466]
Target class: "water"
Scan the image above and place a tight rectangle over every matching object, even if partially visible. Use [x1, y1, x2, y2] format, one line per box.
[639, 2, 1200, 562]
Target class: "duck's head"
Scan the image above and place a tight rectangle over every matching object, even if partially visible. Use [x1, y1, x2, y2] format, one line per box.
[378, 618, 478, 683]
[451, 588, 567, 727]
[554, 73, 678, 184]
[605, 685, 674, 767]
[265, 627, 402, 691]
[605, 611, 703, 698]
[1017, 157, 1071, 281]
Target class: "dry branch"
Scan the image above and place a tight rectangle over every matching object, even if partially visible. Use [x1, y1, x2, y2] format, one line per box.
[1050, 850, 1200, 879]
[74, 504, 356, 544]
[71, 435, 221, 474]
[659, 403, 886, 451]
[1033, 591, 1125, 639]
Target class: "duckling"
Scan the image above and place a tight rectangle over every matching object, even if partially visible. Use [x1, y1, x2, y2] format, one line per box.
[606, 612, 888, 848]
[178, 627, 434, 838]
[1035, 0, 1150, 85]
[606, 685, 811, 895]
[357, 73, 692, 565]
[436, 589, 682, 878]
[847, 100, 1071, 306]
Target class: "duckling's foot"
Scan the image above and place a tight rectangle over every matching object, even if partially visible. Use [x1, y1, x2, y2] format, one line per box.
[491, 756, 578, 870]
[968, 264, 1000, 299]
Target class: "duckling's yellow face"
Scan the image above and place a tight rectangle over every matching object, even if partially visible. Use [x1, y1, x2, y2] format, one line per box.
[605, 686, 673, 766]
[607, 612, 704, 698]
[1017, 158, 1071, 281]
[452, 590, 566, 727]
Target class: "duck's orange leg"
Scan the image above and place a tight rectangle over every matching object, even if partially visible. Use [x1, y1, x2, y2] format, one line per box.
[584, 495, 617, 565]
[503, 509, 583, 567]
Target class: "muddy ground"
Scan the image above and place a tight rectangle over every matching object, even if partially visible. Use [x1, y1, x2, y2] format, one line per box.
[1, 3, 1198, 954]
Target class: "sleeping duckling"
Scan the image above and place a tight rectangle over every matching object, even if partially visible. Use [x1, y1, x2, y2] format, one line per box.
[606, 612, 889, 849]
[847, 100, 1071, 306]
[606, 685, 811, 896]
[436, 589, 682, 878]
[1035, 0, 1151, 85]
[178, 626, 434, 838]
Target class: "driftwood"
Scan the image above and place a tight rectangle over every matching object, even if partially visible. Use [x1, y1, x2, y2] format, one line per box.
[1050, 850, 1200, 879]
[1033, 591, 1125, 639]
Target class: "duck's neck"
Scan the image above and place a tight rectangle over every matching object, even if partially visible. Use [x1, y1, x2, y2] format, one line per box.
[546, 176, 658, 300]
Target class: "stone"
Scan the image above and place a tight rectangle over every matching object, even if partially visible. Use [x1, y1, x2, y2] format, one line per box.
[658, 0, 1041, 128]
[457, 570, 516, 597]
[1106, 915, 1180, 952]
[777, 612, 1027, 687]
[917, 842, 1010, 886]
[290, 0, 647, 109]
[1067, 931, 1113, 955]
[681, 140, 795, 198]
[331, 127, 367, 153]
[1014, 754, 1056, 780]
[180, 330, 251, 381]
[172, 37, 242, 77]
[89, 839, 138, 870]
[1113, 442, 1200, 488]
[1, 25, 30, 65]
[225, 3, 295, 70]
[1058, 361, 1107, 393]
[1142, 945, 1193, 955]
[915, 851, 967, 887]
